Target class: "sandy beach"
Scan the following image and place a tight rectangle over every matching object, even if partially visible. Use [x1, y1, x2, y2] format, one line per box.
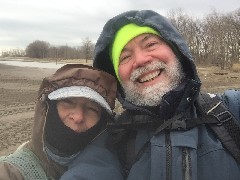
[0, 62, 239, 156]
[0, 64, 57, 156]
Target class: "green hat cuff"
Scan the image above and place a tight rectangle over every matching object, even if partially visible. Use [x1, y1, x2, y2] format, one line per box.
[111, 23, 159, 80]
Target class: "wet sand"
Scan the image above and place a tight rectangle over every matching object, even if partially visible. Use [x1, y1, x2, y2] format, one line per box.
[0, 64, 56, 156]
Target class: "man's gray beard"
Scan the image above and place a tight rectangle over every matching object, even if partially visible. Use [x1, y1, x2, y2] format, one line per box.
[121, 60, 185, 106]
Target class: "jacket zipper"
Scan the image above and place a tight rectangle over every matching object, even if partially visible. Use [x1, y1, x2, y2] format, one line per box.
[166, 132, 172, 180]
[182, 147, 192, 180]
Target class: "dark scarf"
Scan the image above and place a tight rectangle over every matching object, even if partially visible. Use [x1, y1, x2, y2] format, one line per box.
[142, 80, 188, 120]
[44, 101, 107, 156]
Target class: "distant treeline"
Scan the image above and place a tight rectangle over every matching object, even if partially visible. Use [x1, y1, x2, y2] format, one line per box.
[166, 8, 240, 69]
[1, 37, 94, 62]
[1, 8, 240, 69]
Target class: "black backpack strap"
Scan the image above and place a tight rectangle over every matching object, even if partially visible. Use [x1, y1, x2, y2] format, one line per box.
[196, 92, 240, 163]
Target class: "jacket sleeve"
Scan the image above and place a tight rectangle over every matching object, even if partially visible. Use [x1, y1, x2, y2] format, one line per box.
[221, 89, 240, 122]
[0, 162, 24, 180]
[59, 146, 123, 180]
[59, 132, 123, 180]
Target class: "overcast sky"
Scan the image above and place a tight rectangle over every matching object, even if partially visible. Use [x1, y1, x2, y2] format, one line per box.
[0, 0, 239, 51]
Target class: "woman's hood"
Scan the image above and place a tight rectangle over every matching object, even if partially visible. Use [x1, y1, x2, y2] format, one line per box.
[93, 10, 201, 105]
[29, 64, 117, 176]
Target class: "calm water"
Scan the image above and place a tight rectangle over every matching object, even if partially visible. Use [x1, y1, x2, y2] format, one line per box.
[0, 59, 65, 69]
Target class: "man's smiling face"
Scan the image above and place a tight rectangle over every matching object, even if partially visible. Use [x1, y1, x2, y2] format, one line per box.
[118, 33, 185, 106]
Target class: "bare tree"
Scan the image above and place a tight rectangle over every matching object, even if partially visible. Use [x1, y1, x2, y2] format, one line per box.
[167, 8, 240, 68]
[26, 40, 50, 59]
[81, 37, 94, 63]
[167, 9, 202, 64]
[225, 9, 240, 65]
[204, 9, 240, 69]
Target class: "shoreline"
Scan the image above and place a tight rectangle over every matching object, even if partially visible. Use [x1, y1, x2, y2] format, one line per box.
[0, 59, 66, 69]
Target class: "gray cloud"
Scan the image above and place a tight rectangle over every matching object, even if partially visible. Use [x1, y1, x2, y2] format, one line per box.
[0, 0, 239, 50]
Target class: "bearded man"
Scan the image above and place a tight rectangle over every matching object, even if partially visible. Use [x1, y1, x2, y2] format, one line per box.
[93, 10, 240, 180]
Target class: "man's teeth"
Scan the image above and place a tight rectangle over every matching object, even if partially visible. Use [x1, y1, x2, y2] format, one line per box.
[139, 70, 160, 83]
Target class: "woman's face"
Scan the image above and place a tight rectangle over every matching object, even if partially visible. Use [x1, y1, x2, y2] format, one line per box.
[56, 97, 102, 133]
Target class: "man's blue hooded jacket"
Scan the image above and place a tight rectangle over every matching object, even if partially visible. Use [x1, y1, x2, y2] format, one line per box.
[93, 10, 240, 180]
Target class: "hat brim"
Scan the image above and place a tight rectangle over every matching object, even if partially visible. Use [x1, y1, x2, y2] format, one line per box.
[48, 86, 112, 114]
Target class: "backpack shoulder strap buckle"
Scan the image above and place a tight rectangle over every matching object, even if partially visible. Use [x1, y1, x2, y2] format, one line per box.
[206, 101, 232, 125]
[197, 92, 240, 163]
[214, 110, 232, 125]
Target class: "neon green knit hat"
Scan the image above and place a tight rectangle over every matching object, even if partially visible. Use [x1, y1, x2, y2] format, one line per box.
[111, 23, 159, 80]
